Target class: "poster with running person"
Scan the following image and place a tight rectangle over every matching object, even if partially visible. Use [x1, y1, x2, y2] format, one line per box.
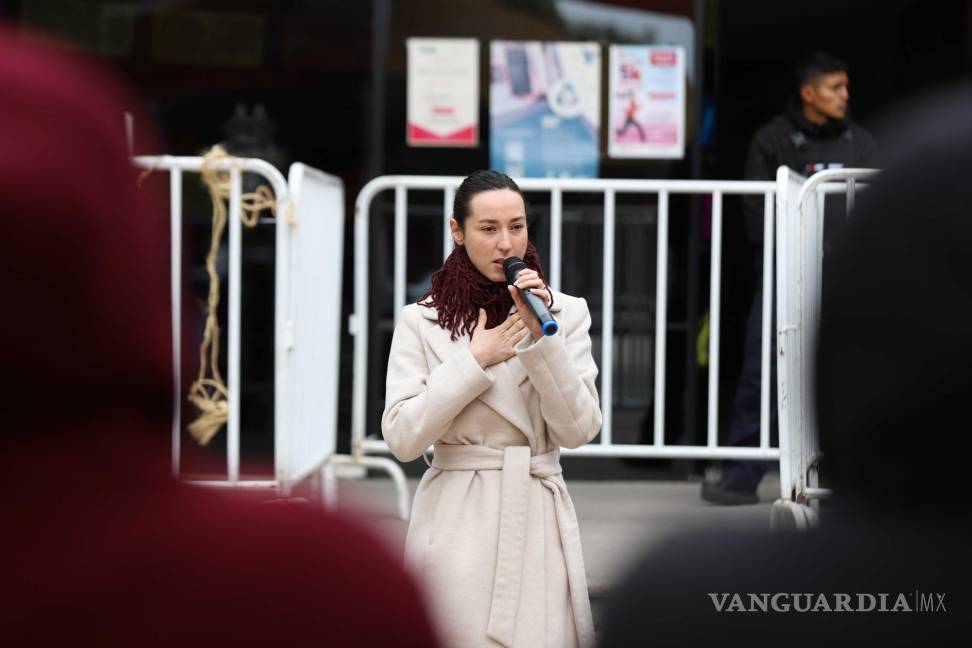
[609, 45, 685, 159]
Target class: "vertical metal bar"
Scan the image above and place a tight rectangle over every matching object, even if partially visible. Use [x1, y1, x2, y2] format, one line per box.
[273, 179, 291, 494]
[321, 462, 337, 510]
[816, 189, 826, 288]
[227, 166, 242, 482]
[759, 191, 774, 449]
[803, 180, 830, 497]
[394, 185, 407, 323]
[775, 172, 793, 500]
[846, 177, 856, 215]
[685, 194, 701, 449]
[653, 191, 669, 446]
[549, 188, 562, 292]
[804, 189, 823, 501]
[816, 187, 827, 228]
[706, 191, 723, 448]
[443, 186, 455, 261]
[170, 170, 182, 479]
[124, 112, 134, 156]
[351, 189, 371, 458]
[600, 190, 615, 444]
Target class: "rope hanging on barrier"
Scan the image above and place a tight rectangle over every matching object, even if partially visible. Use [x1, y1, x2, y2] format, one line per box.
[187, 146, 277, 446]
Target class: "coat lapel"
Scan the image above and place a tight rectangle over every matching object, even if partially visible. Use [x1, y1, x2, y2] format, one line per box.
[417, 294, 566, 448]
[418, 302, 534, 442]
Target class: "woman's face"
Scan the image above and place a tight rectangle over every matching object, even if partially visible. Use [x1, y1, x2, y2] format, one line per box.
[451, 188, 528, 282]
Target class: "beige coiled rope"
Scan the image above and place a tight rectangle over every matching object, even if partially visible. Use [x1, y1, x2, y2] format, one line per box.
[187, 146, 278, 446]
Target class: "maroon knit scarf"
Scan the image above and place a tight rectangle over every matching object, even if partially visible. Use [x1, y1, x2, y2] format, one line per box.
[420, 240, 551, 341]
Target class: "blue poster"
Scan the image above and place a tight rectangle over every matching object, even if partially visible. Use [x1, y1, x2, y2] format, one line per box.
[490, 41, 600, 178]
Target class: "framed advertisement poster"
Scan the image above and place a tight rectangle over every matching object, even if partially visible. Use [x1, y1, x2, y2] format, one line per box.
[609, 45, 686, 159]
[407, 38, 479, 147]
[490, 41, 600, 177]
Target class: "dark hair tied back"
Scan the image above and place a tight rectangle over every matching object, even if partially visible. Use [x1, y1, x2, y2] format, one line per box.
[452, 169, 526, 229]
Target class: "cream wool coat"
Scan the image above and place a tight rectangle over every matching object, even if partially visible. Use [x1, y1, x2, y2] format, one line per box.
[381, 290, 601, 648]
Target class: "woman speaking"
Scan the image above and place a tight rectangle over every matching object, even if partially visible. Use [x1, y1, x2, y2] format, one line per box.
[381, 170, 601, 648]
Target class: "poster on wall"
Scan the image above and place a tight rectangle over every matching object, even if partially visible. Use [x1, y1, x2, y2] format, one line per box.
[608, 45, 686, 159]
[490, 41, 600, 178]
[406, 38, 479, 147]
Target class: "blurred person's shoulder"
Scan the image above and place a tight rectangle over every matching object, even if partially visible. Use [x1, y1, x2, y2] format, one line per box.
[139, 485, 443, 646]
[600, 518, 969, 648]
[870, 84, 972, 168]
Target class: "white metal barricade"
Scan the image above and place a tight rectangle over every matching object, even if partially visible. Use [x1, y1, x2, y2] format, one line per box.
[348, 175, 783, 519]
[771, 166, 879, 530]
[134, 155, 345, 497]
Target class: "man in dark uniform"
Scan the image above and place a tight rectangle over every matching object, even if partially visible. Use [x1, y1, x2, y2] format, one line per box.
[702, 51, 880, 504]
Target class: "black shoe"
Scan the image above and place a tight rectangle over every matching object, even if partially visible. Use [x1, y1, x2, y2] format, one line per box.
[701, 475, 759, 505]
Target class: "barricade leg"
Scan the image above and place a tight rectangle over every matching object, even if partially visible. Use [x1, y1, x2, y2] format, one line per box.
[770, 500, 817, 531]
[321, 454, 411, 520]
[320, 460, 339, 510]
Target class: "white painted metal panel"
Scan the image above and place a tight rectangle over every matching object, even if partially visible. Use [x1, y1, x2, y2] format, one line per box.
[283, 163, 345, 486]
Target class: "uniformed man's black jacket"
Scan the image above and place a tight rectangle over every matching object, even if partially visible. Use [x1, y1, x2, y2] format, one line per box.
[743, 95, 880, 250]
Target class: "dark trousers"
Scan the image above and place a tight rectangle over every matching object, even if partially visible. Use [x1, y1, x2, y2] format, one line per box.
[723, 284, 777, 489]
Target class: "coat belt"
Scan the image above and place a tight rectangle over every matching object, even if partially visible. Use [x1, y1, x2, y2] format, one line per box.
[431, 444, 594, 648]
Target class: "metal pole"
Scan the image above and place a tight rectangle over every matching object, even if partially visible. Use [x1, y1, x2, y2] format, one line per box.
[706, 191, 722, 448]
[653, 191, 669, 446]
[600, 190, 615, 444]
[227, 166, 242, 482]
[351, 185, 372, 459]
[273, 178, 291, 495]
[760, 191, 774, 449]
[686, 0, 707, 467]
[394, 185, 407, 322]
[549, 188, 563, 292]
[170, 170, 182, 479]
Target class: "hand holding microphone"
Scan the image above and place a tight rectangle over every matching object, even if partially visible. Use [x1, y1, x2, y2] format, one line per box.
[503, 256, 558, 338]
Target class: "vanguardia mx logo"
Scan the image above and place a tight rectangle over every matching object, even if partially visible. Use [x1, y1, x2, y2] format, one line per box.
[916, 591, 947, 612]
[707, 592, 947, 613]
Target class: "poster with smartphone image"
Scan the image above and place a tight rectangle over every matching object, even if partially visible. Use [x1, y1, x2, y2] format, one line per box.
[490, 41, 600, 178]
[609, 45, 685, 159]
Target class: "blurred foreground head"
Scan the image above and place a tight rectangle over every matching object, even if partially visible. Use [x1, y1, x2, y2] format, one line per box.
[0, 24, 170, 448]
[817, 87, 972, 511]
[0, 26, 440, 647]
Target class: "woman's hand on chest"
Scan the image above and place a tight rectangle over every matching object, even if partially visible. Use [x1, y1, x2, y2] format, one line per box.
[469, 309, 530, 369]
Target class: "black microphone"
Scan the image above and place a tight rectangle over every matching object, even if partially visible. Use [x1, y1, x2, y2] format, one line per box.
[503, 256, 559, 336]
